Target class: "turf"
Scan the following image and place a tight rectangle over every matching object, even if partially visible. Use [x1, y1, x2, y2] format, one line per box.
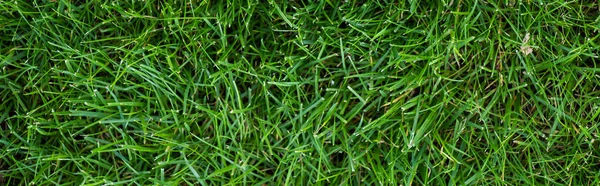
[1, 0, 600, 185]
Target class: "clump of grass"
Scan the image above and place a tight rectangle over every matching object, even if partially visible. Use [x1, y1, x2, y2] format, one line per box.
[1, 0, 600, 185]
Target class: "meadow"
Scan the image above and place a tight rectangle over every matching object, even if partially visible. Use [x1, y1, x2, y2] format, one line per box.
[1, 0, 600, 185]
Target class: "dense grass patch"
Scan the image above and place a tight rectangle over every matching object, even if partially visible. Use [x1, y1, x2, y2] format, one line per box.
[1, 0, 600, 185]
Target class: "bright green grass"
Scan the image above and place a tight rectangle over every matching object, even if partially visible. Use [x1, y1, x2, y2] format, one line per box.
[1, 0, 600, 185]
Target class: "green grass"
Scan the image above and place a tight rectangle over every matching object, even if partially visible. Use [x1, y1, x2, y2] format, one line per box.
[1, 0, 600, 185]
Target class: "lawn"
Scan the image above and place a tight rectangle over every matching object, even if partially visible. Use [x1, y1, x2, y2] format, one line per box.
[1, 0, 600, 185]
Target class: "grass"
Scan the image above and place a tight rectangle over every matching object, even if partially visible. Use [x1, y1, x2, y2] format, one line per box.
[1, 0, 600, 185]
